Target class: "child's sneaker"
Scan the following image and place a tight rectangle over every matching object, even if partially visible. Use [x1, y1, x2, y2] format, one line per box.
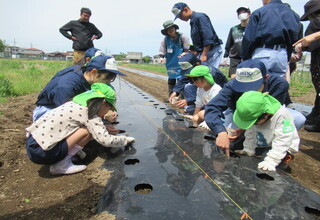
[50, 158, 87, 175]
[234, 147, 255, 156]
[278, 152, 294, 170]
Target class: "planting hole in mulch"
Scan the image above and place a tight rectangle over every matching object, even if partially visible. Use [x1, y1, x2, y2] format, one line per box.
[256, 173, 275, 181]
[124, 158, 140, 165]
[305, 206, 320, 217]
[134, 183, 153, 194]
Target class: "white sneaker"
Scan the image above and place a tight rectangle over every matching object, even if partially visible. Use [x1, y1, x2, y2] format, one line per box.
[234, 148, 255, 156]
[198, 121, 211, 130]
[50, 158, 87, 175]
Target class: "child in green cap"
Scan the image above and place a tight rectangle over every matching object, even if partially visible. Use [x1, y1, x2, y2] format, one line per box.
[185, 65, 221, 128]
[233, 91, 299, 171]
[26, 83, 135, 175]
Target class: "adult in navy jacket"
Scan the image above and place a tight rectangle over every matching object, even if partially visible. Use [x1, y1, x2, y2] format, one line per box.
[33, 55, 125, 122]
[242, 0, 300, 76]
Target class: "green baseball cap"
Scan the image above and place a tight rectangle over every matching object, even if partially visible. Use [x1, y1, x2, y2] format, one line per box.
[233, 91, 281, 129]
[73, 83, 117, 111]
[185, 65, 214, 84]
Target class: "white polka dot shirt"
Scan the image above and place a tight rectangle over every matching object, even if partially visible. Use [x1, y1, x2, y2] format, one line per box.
[26, 101, 128, 150]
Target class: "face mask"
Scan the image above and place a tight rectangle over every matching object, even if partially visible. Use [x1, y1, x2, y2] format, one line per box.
[238, 13, 249, 21]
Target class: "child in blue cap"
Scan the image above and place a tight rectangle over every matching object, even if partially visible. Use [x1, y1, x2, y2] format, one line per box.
[26, 83, 135, 175]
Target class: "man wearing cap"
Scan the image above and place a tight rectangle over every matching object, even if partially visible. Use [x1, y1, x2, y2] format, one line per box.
[223, 6, 251, 78]
[204, 59, 305, 155]
[242, 0, 300, 76]
[171, 2, 223, 69]
[169, 53, 227, 114]
[59, 7, 103, 64]
[159, 20, 190, 95]
[294, 0, 320, 132]
[233, 91, 299, 171]
[33, 55, 126, 123]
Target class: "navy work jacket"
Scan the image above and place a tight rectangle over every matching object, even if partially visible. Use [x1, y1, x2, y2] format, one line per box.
[204, 75, 289, 136]
[242, 0, 300, 61]
[36, 66, 90, 108]
[190, 12, 222, 52]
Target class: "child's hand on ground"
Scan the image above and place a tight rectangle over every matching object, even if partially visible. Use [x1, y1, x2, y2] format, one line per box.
[126, 137, 135, 144]
[175, 99, 187, 108]
[216, 132, 230, 157]
[258, 160, 277, 171]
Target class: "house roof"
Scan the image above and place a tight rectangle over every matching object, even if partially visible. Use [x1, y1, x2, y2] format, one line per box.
[126, 52, 143, 59]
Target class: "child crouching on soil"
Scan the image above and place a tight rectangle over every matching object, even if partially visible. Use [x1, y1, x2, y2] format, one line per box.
[185, 65, 221, 128]
[233, 91, 299, 171]
[26, 83, 135, 175]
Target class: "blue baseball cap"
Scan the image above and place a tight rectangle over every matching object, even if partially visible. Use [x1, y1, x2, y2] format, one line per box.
[178, 53, 199, 76]
[178, 53, 199, 70]
[86, 55, 126, 76]
[233, 59, 267, 93]
[84, 48, 103, 58]
[172, 2, 188, 20]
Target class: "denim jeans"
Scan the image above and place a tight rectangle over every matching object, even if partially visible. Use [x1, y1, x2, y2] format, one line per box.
[252, 47, 288, 77]
[32, 105, 53, 122]
[198, 45, 223, 69]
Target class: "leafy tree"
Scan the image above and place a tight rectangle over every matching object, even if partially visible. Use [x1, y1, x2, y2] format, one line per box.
[114, 52, 127, 61]
[142, 56, 152, 63]
[0, 40, 5, 53]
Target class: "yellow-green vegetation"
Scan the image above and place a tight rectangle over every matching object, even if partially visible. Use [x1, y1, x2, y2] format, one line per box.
[120, 63, 313, 95]
[0, 59, 70, 99]
[120, 63, 167, 75]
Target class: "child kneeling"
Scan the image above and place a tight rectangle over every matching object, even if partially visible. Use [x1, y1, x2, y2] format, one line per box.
[26, 83, 135, 175]
[233, 91, 299, 171]
[185, 65, 221, 128]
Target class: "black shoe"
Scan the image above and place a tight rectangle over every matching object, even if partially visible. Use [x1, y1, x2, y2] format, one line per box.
[304, 123, 320, 132]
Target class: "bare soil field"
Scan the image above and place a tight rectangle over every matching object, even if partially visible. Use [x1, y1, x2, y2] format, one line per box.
[0, 70, 319, 219]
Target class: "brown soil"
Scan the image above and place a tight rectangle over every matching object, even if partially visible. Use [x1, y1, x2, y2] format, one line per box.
[0, 69, 319, 219]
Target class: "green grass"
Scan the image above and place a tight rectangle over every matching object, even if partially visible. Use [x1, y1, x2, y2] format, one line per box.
[0, 59, 71, 101]
[0, 59, 314, 101]
[119, 63, 314, 96]
[120, 63, 167, 75]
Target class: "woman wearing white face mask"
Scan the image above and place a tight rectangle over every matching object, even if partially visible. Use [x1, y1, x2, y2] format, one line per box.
[223, 7, 251, 78]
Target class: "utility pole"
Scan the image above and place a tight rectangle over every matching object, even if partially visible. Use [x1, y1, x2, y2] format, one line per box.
[13, 38, 16, 57]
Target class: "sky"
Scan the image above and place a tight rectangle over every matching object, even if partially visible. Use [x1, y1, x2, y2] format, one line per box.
[0, 0, 307, 57]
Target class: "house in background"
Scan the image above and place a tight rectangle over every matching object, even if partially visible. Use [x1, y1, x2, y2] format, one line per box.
[125, 52, 143, 64]
[45, 51, 69, 61]
[297, 53, 311, 72]
[2, 46, 24, 58]
[18, 48, 45, 59]
[153, 54, 162, 64]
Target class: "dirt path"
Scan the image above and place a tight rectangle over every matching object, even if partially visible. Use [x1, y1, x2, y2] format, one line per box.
[0, 69, 318, 219]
